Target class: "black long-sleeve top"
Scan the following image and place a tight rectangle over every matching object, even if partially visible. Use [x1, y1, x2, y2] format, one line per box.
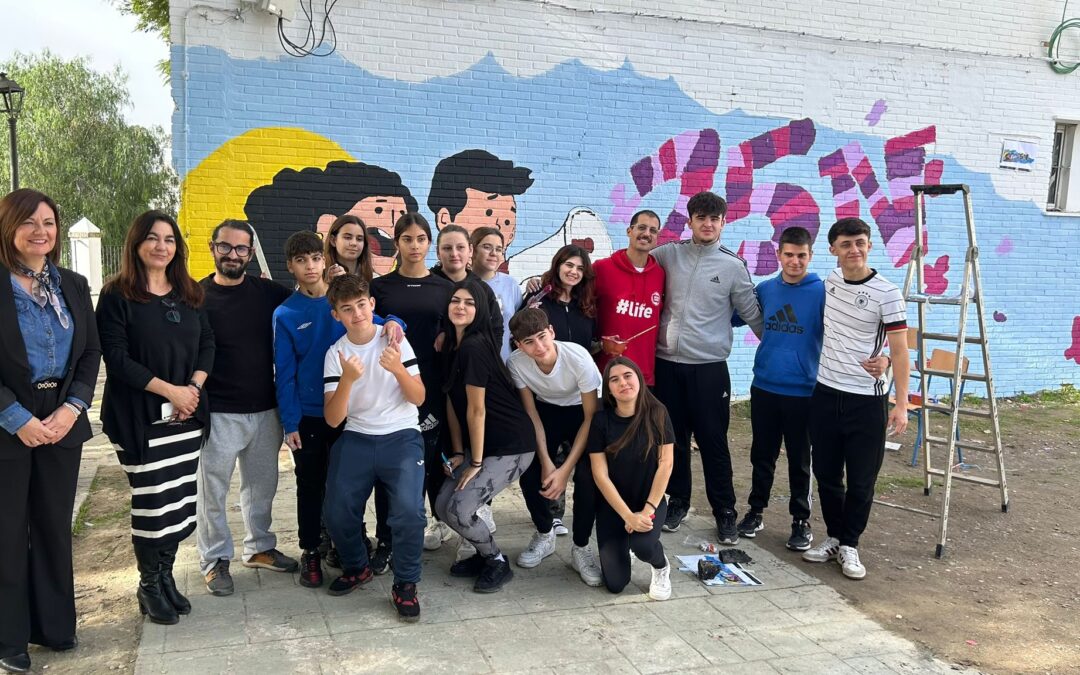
[96, 286, 215, 456]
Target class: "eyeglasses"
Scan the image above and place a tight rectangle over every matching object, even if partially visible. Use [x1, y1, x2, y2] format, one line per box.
[478, 243, 504, 255]
[213, 242, 253, 257]
[161, 298, 181, 324]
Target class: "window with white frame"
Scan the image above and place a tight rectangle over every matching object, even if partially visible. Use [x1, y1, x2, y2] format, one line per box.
[1048, 121, 1076, 211]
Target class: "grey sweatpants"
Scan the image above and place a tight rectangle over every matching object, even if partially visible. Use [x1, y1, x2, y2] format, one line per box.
[197, 410, 284, 574]
[435, 452, 533, 557]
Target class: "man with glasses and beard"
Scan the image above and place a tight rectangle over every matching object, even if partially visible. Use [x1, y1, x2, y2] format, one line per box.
[196, 220, 297, 597]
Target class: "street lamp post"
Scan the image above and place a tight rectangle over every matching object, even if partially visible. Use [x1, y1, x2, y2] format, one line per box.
[0, 72, 26, 192]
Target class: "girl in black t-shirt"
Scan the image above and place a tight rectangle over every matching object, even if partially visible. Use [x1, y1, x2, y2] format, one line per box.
[521, 244, 597, 351]
[435, 279, 536, 594]
[588, 356, 674, 599]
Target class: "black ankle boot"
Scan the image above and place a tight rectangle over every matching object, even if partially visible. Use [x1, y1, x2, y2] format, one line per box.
[133, 543, 179, 625]
[158, 543, 191, 615]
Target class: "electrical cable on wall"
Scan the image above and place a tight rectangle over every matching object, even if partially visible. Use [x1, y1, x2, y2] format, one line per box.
[1049, 0, 1080, 73]
[278, 0, 339, 57]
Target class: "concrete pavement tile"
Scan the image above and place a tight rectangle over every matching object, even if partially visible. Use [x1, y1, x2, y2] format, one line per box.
[874, 650, 962, 674]
[769, 652, 862, 674]
[844, 655, 901, 674]
[699, 626, 778, 662]
[645, 597, 732, 630]
[549, 654, 639, 673]
[607, 624, 709, 674]
[754, 586, 843, 610]
[226, 638, 327, 674]
[530, 608, 611, 634]
[784, 601, 864, 626]
[679, 662, 780, 674]
[137, 619, 167, 656]
[704, 590, 781, 613]
[256, 567, 303, 589]
[182, 593, 247, 622]
[455, 596, 529, 621]
[716, 605, 803, 632]
[135, 650, 230, 674]
[599, 603, 662, 628]
[243, 585, 325, 616]
[477, 621, 624, 671]
[162, 615, 248, 653]
[743, 628, 826, 658]
[244, 611, 330, 644]
[797, 622, 917, 659]
[329, 623, 490, 674]
[676, 628, 747, 665]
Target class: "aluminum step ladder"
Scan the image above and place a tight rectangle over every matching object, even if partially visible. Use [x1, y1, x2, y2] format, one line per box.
[901, 184, 1010, 559]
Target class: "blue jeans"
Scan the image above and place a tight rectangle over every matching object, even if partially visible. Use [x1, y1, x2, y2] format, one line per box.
[324, 429, 426, 584]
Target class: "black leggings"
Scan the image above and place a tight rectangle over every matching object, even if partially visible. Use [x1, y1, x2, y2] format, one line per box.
[596, 500, 668, 594]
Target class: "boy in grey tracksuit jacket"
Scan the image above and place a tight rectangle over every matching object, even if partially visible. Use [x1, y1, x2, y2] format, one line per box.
[650, 192, 764, 542]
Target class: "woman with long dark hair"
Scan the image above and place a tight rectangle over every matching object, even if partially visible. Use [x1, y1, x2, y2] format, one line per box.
[469, 227, 520, 361]
[0, 189, 101, 673]
[589, 356, 673, 600]
[324, 214, 374, 282]
[435, 279, 535, 593]
[521, 244, 597, 350]
[96, 211, 214, 626]
[370, 213, 454, 558]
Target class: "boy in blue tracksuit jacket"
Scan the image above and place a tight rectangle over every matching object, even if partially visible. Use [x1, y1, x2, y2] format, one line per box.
[272, 231, 404, 588]
[734, 226, 823, 552]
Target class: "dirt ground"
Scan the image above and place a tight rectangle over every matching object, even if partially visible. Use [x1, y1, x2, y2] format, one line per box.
[724, 394, 1080, 675]
[41, 392, 1080, 675]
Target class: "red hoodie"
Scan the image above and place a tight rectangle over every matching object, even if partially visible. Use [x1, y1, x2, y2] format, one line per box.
[593, 249, 665, 385]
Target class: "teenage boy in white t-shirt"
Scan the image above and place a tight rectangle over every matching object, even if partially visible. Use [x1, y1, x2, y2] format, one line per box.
[322, 275, 427, 622]
[801, 217, 909, 581]
[507, 308, 604, 586]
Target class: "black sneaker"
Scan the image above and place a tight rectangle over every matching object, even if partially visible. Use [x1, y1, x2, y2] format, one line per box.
[786, 520, 814, 551]
[391, 582, 420, 622]
[662, 500, 689, 532]
[370, 542, 392, 575]
[299, 550, 323, 588]
[327, 566, 373, 596]
[718, 509, 739, 545]
[737, 512, 764, 538]
[474, 556, 513, 593]
[450, 553, 486, 578]
[324, 547, 342, 570]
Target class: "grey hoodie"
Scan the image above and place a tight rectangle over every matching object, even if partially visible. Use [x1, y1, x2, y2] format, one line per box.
[651, 239, 763, 364]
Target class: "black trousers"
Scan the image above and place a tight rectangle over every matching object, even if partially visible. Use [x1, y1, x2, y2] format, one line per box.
[808, 384, 887, 548]
[596, 499, 668, 594]
[748, 386, 813, 521]
[0, 388, 81, 657]
[653, 358, 734, 518]
[373, 426, 443, 545]
[294, 415, 343, 551]
[519, 401, 596, 548]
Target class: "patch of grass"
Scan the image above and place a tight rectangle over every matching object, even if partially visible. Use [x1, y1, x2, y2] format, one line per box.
[876, 474, 926, 491]
[71, 499, 92, 537]
[731, 399, 751, 419]
[1004, 384, 1080, 405]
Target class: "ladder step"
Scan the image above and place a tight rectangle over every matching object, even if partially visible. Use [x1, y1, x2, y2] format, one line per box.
[913, 183, 969, 195]
[918, 367, 988, 382]
[906, 292, 975, 306]
[923, 402, 993, 418]
[920, 332, 986, 345]
[926, 467, 1003, 487]
[924, 435, 997, 452]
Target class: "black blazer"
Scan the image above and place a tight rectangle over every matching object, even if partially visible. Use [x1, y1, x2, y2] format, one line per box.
[0, 265, 102, 455]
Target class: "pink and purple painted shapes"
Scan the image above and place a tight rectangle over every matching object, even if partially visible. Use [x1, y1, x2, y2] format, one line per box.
[866, 100, 888, 126]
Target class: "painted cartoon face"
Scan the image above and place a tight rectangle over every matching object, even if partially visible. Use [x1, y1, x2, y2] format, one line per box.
[14, 201, 58, 262]
[558, 256, 585, 289]
[347, 196, 408, 274]
[777, 243, 812, 283]
[138, 220, 177, 274]
[627, 214, 661, 254]
[437, 232, 471, 275]
[454, 188, 518, 246]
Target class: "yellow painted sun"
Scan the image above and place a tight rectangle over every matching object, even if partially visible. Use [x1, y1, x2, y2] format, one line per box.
[179, 127, 354, 278]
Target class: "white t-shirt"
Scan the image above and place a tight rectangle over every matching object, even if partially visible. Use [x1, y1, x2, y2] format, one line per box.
[484, 272, 522, 361]
[323, 326, 422, 435]
[818, 269, 907, 396]
[507, 341, 602, 407]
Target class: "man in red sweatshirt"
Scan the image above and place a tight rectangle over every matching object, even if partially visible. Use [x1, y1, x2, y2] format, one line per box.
[593, 210, 666, 386]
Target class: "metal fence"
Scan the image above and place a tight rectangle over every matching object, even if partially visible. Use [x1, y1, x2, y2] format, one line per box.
[60, 243, 124, 279]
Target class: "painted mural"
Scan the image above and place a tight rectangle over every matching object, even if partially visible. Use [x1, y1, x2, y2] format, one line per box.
[174, 47, 1078, 395]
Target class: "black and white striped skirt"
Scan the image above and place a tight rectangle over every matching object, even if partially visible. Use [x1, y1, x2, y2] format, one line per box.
[119, 420, 203, 546]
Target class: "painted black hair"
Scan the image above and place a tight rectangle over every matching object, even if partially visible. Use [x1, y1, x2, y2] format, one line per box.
[428, 150, 534, 221]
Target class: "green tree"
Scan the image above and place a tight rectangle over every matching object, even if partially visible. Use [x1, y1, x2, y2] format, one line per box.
[0, 51, 178, 247]
[113, 0, 171, 81]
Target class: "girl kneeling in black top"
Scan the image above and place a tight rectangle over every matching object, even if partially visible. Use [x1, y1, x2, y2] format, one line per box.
[436, 279, 537, 593]
[589, 356, 674, 600]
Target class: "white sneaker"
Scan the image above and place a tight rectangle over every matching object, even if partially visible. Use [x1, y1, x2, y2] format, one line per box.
[477, 504, 497, 533]
[423, 518, 454, 551]
[802, 536, 840, 563]
[516, 530, 556, 568]
[456, 538, 477, 562]
[838, 545, 866, 580]
[570, 545, 603, 587]
[649, 561, 672, 601]
[552, 518, 569, 536]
